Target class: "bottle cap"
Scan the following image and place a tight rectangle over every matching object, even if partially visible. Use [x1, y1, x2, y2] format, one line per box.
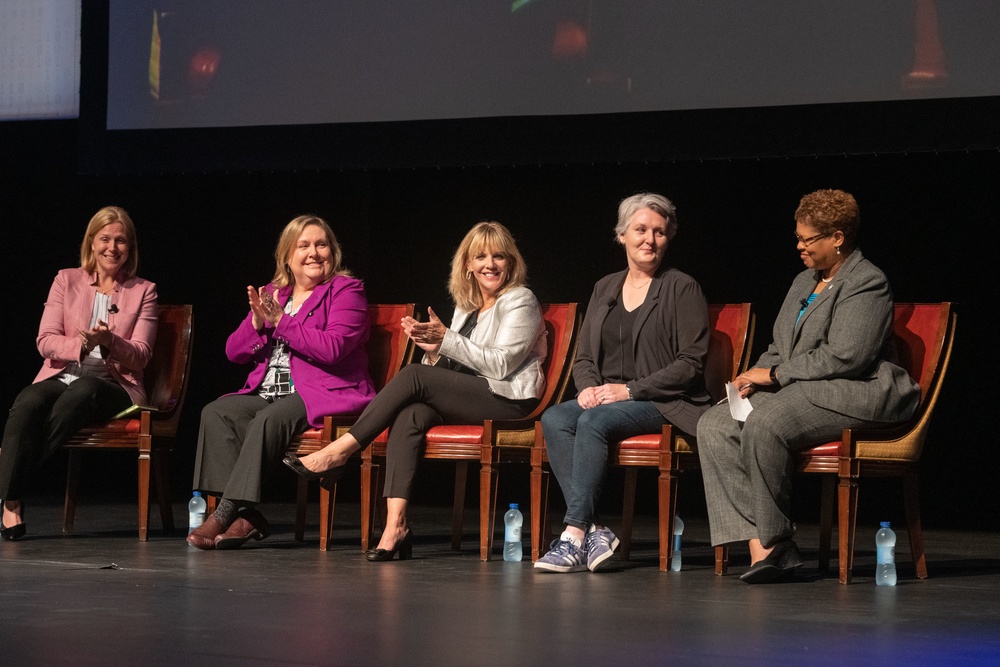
[880, 521, 890, 528]
[193, 491, 202, 497]
[509, 503, 519, 510]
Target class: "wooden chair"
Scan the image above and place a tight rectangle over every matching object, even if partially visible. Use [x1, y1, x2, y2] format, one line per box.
[714, 302, 956, 584]
[360, 302, 580, 560]
[287, 303, 416, 550]
[531, 303, 754, 571]
[62, 304, 194, 540]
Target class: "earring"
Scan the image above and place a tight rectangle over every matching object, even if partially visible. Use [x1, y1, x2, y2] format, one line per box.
[465, 270, 472, 281]
[836, 246, 841, 255]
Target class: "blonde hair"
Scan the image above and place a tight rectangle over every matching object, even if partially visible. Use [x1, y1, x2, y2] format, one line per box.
[271, 215, 351, 288]
[448, 221, 527, 312]
[80, 206, 139, 280]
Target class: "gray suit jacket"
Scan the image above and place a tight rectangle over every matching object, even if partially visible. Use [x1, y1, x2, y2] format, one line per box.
[574, 267, 712, 435]
[429, 286, 547, 401]
[756, 249, 920, 422]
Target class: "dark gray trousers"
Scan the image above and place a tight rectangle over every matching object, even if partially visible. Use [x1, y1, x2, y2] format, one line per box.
[192, 392, 310, 504]
[349, 364, 536, 499]
[697, 384, 879, 548]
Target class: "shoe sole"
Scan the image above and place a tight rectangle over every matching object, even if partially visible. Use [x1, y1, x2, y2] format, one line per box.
[214, 529, 268, 551]
[587, 537, 621, 572]
[533, 561, 588, 573]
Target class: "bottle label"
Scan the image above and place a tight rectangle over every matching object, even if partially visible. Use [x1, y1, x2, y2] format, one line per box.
[504, 526, 521, 542]
[876, 545, 894, 564]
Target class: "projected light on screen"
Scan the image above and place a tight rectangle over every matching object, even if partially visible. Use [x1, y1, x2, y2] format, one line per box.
[105, 1, 999, 132]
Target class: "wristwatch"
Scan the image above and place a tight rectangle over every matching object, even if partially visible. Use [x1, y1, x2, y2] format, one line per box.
[769, 365, 780, 387]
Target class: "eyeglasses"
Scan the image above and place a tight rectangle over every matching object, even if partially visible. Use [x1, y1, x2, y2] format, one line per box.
[794, 232, 831, 248]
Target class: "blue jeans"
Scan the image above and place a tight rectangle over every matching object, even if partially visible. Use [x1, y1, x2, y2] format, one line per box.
[541, 399, 666, 531]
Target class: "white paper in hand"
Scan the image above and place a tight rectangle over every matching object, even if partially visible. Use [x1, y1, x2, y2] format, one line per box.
[725, 382, 753, 422]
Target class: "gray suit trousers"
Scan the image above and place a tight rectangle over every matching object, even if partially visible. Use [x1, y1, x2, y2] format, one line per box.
[192, 393, 310, 505]
[697, 383, 879, 547]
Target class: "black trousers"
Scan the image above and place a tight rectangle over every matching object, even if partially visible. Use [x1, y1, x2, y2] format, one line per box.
[0, 377, 130, 499]
[191, 392, 311, 505]
[349, 364, 536, 499]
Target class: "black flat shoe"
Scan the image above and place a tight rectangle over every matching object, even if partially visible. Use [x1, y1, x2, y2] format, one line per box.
[740, 540, 803, 584]
[367, 529, 413, 562]
[1, 522, 26, 541]
[1, 502, 26, 541]
[282, 454, 346, 490]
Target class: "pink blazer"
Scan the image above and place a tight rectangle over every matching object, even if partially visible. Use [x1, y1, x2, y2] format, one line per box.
[35, 267, 159, 405]
[225, 275, 375, 428]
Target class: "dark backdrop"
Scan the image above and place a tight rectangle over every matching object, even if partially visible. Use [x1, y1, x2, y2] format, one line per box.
[1, 1, 996, 532]
[3, 118, 995, 531]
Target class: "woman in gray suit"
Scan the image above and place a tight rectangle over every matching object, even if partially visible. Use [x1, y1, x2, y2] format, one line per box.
[698, 189, 920, 583]
[535, 193, 712, 573]
[285, 221, 547, 561]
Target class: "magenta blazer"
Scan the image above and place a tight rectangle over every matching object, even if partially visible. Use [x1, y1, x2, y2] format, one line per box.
[225, 275, 375, 427]
[35, 267, 159, 405]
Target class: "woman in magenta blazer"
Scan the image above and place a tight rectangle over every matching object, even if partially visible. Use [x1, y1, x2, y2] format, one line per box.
[188, 215, 375, 550]
[0, 206, 158, 540]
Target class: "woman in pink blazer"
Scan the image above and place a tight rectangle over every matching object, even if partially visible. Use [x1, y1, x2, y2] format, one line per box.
[0, 206, 158, 540]
[188, 215, 375, 550]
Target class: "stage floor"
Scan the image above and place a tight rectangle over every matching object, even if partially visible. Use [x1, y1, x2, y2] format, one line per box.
[2, 501, 998, 665]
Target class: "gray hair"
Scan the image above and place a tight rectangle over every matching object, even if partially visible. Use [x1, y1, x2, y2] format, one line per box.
[614, 192, 678, 241]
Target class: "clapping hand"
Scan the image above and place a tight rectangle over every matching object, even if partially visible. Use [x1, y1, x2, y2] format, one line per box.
[248, 285, 283, 329]
[79, 319, 112, 353]
[402, 306, 447, 360]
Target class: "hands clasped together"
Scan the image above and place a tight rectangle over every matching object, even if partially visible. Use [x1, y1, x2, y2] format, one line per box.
[79, 320, 112, 353]
[577, 383, 630, 410]
[733, 367, 775, 399]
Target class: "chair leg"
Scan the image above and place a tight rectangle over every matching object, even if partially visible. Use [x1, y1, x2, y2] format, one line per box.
[530, 461, 543, 561]
[715, 545, 729, 575]
[451, 460, 468, 552]
[295, 477, 308, 542]
[360, 451, 373, 552]
[153, 447, 174, 535]
[319, 483, 336, 552]
[658, 466, 680, 573]
[838, 474, 859, 584]
[136, 451, 151, 541]
[480, 460, 498, 561]
[620, 467, 638, 561]
[63, 450, 82, 535]
[903, 469, 928, 579]
[818, 474, 835, 572]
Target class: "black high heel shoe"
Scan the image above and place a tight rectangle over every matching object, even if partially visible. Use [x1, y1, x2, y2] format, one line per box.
[739, 540, 803, 584]
[1, 501, 26, 541]
[367, 529, 413, 562]
[282, 454, 346, 491]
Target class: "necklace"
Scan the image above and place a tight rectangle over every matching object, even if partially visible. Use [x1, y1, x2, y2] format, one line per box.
[628, 276, 652, 289]
[821, 276, 833, 283]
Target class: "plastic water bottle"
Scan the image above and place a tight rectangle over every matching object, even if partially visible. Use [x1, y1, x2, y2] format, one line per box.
[875, 521, 897, 586]
[503, 503, 523, 562]
[188, 491, 207, 535]
[670, 515, 684, 571]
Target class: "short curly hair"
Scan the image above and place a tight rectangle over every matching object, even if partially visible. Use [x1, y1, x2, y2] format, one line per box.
[794, 189, 860, 248]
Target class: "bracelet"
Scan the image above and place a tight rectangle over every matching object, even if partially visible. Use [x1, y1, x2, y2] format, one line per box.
[625, 382, 633, 400]
[769, 365, 780, 386]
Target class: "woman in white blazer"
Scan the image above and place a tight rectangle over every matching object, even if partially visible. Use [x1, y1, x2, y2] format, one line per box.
[285, 221, 546, 561]
[697, 189, 920, 583]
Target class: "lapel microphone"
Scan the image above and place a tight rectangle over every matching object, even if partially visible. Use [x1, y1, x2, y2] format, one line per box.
[109, 304, 119, 314]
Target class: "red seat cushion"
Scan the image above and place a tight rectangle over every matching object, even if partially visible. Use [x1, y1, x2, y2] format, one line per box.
[798, 441, 839, 457]
[425, 425, 484, 444]
[617, 434, 662, 450]
[81, 418, 142, 435]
